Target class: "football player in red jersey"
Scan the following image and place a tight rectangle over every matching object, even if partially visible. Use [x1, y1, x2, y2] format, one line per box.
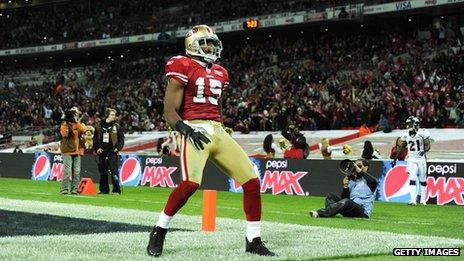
[146, 25, 275, 257]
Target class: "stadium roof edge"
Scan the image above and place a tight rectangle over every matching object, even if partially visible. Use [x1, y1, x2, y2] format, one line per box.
[2, 0, 463, 58]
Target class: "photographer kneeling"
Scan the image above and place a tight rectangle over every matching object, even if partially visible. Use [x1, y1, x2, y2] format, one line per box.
[309, 159, 378, 218]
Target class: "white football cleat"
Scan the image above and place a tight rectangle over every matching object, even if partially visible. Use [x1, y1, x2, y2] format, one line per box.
[309, 211, 319, 218]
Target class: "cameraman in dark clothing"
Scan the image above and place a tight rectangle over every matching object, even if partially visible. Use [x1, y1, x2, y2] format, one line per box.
[93, 108, 125, 194]
[310, 159, 378, 218]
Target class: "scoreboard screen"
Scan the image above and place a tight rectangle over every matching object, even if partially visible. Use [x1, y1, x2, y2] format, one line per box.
[243, 19, 259, 29]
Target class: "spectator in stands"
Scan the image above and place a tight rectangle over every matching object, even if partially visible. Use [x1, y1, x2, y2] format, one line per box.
[376, 114, 393, 133]
[338, 7, 349, 19]
[358, 123, 372, 137]
[59, 107, 89, 195]
[1, 22, 464, 137]
[160, 130, 180, 156]
[13, 146, 23, 153]
[319, 138, 332, 160]
[361, 140, 382, 160]
[262, 134, 286, 158]
[390, 137, 408, 161]
[93, 108, 124, 194]
[263, 134, 276, 158]
[281, 125, 309, 159]
[0, 0, 325, 49]
[309, 159, 377, 218]
[157, 137, 165, 155]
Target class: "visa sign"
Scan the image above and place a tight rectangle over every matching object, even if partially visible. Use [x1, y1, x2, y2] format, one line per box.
[396, 1, 412, 10]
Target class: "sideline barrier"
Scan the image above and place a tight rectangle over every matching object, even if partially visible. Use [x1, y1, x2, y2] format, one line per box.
[0, 152, 462, 205]
[378, 160, 464, 205]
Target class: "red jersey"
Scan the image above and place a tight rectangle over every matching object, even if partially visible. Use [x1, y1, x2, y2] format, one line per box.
[165, 55, 229, 122]
[390, 146, 408, 161]
[284, 147, 304, 159]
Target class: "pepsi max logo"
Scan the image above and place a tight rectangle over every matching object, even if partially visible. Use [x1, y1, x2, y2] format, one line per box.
[32, 153, 51, 180]
[145, 157, 162, 165]
[120, 156, 142, 186]
[265, 160, 287, 169]
[428, 164, 457, 175]
[383, 165, 410, 201]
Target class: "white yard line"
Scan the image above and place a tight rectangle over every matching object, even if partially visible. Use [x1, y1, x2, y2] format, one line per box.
[1, 198, 463, 260]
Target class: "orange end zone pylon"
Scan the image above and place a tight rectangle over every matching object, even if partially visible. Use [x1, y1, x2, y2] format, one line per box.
[78, 178, 97, 195]
[201, 189, 217, 232]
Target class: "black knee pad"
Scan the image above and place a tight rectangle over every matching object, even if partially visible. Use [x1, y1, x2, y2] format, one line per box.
[420, 181, 427, 187]
[409, 180, 416, 186]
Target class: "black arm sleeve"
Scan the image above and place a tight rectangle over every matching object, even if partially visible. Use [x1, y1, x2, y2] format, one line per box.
[116, 124, 125, 151]
[360, 171, 378, 193]
[341, 188, 350, 199]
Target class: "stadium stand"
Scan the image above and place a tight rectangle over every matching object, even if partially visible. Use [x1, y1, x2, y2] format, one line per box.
[1, 1, 464, 150]
[0, 0, 352, 49]
[1, 23, 463, 137]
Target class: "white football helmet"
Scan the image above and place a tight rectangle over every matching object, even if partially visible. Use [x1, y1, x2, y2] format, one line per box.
[406, 116, 420, 133]
[185, 25, 222, 63]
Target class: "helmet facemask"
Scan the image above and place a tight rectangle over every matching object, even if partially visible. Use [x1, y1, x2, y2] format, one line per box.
[187, 36, 222, 63]
[406, 117, 419, 135]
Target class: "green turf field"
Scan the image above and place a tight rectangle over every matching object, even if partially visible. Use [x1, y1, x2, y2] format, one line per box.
[1, 177, 463, 260]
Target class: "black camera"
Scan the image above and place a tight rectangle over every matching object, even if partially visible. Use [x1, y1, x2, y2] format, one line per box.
[339, 159, 356, 176]
[162, 145, 170, 156]
[64, 110, 75, 122]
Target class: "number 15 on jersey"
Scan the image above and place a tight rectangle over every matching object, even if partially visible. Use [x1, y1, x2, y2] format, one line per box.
[193, 77, 222, 105]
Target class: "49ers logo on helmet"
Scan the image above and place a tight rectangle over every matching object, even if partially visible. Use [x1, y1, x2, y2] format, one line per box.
[119, 155, 142, 186]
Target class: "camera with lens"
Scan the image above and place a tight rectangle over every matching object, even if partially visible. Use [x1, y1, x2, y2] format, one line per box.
[64, 109, 75, 123]
[339, 159, 356, 176]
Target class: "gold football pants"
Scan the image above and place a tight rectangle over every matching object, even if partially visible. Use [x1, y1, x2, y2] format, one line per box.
[178, 120, 257, 185]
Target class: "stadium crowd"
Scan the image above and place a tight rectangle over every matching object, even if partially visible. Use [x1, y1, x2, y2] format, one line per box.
[1, 26, 464, 137]
[0, 0, 352, 49]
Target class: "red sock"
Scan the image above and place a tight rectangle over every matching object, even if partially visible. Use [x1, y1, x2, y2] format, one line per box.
[163, 181, 199, 216]
[242, 178, 261, 221]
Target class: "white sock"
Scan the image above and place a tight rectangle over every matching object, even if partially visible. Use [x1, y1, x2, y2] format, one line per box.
[409, 185, 417, 203]
[420, 185, 427, 203]
[246, 221, 261, 242]
[156, 210, 172, 229]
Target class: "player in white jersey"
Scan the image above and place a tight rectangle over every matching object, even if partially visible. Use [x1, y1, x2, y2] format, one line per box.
[392, 116, 431, 205]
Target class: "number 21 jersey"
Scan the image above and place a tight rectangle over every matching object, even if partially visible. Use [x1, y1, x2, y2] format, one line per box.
[165, 55, 229, 122]
[400, 129, 430, 160]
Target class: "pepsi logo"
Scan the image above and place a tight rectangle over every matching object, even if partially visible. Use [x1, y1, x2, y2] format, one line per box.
[229, 157, 261, 193]
[32, 153, 51, 180]
[383, 165, 410, 200]
[120, 156, 142, 186]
